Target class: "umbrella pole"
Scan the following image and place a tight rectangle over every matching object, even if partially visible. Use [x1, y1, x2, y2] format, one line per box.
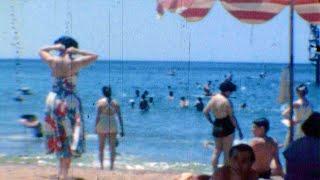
[288, 0, 295, 143]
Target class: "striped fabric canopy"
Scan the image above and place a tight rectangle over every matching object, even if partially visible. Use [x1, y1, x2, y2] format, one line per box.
[294, 0, 320, 25]
[220, 0, 289, 24]
[157, 0, 320, 24]
[157, 0, 214, 22]
[179, 0, 215, 22]
[157, 0, 193, 17]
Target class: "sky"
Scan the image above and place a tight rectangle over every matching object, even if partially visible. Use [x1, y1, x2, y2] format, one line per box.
[0, 0, 314, 63]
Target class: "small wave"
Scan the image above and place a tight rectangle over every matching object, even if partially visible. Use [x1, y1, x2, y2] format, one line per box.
[86, 134, 97, 140]
[0, 134, 38, 141]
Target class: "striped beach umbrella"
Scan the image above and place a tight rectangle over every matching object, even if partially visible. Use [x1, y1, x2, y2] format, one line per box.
[220, 0, 289, 24]
[179, 0, 215, 22]
[157, 0, 193, 17]
[294, 0, 320, 25]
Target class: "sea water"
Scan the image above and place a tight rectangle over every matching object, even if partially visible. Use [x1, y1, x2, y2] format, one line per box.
[0, 59, 319, 174]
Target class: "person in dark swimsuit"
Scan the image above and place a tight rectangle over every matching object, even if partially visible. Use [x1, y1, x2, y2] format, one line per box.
[203, 80, 212, 96]
[195, 97, 204, 112]
[203, 81, 243, 171]
[139, 94, 149, 111]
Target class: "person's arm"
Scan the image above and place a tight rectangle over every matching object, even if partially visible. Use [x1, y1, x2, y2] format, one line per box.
[227, 101, 243, 139]
[39, 44, 64, 65]
[95, 103, 102, 133]
[68, 47, 98, 69]
[115, 103, 124, 137]
[203, 99, 214, 125]
[271, 141, 284, 177]
[231, 116, 243, 139]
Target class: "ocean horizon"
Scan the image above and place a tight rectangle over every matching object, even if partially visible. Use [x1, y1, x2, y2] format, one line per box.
[0, 58, 312, 65]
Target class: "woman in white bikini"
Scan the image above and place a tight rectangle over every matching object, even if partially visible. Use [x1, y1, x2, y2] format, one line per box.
[282, 84, 313, 142]
[96, 86, 124, 170]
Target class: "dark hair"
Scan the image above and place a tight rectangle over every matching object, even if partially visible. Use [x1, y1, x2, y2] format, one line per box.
[296, 84, 308, 96]
[253, 118, 270, 133]
[197, 97, 202, 101]
[143, 90, 149, 96]
[219, 81, 237, 92]
[181, 96, 186, 101]
[302, 112, 320, 138]
[102, 86, 112, 98]
[135, 90, 140, 97]
[229, 144, 255, 163]
[169, 91, 174, 96]
[54, 36, 78, 49]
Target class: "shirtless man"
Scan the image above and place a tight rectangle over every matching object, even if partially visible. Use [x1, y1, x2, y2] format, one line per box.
[250, 118, 284, 179]
[213, 144, 258, 180]
[203, 81, 243, 170]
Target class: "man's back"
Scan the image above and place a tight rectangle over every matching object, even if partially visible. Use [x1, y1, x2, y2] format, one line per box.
[206, 94, 231, 119]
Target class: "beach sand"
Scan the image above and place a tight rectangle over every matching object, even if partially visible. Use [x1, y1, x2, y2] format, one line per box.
[0, 164, 180, 180]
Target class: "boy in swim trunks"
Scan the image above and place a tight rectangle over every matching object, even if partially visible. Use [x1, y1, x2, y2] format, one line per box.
[250, 118, 284, 179]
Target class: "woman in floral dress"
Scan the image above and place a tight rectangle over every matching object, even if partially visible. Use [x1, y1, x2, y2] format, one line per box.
[39, 36, 98, 179]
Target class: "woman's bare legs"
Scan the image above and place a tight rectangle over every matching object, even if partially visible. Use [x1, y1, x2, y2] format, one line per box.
[108, 133, 117, 170]
[212, 137, 223, 171]
[59, 158, 71, 180]
[222, 134, 234, 166]
[98, 133, 107, 170]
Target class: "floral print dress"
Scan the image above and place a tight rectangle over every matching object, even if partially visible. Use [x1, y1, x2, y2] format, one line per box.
[44, 76, 85, 158]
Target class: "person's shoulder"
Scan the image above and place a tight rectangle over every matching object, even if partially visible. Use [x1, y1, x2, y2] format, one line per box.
[96, 98, 106, 107]
[293, 100, 303, 108]
[250, 137, 266, 146]
[265, 136, 278, 145]
[111, 99, 119, 107]
[112, 99, 118, 104]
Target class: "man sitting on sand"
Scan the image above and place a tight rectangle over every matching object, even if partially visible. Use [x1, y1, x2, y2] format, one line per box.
[250, 118, 284, 179]
[213, 144, 258, 180]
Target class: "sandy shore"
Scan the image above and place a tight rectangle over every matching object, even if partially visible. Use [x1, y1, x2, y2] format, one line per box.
[0, 164, 180, 180]
[0, 164, 285, 180]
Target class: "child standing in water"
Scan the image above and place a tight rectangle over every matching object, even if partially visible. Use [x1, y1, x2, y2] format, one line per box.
[96, 86, 124, 170]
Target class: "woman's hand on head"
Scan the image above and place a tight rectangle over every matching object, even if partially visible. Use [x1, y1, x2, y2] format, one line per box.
[66, 47, 78, 54]
[54, 44, 65, 51]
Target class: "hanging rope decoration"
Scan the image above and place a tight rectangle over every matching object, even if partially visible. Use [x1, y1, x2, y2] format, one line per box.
[249, 25, 254, 45]
[186, 20, 191, 99]
[65, 0, 73, 35]
[121, 0, 125, 109]
[108, 8, 111, 87]
[10, 0, 22, 93]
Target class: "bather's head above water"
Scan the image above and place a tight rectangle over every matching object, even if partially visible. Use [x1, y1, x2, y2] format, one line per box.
[295, 83, 308, 98]
[102, 86, 112, 98]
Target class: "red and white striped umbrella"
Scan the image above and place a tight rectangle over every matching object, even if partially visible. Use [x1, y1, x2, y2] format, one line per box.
[220, 0, 289, 24]
[179, 0, 215, 22]
[157, 0, 193, 17]
[294, 0, 320, 25]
